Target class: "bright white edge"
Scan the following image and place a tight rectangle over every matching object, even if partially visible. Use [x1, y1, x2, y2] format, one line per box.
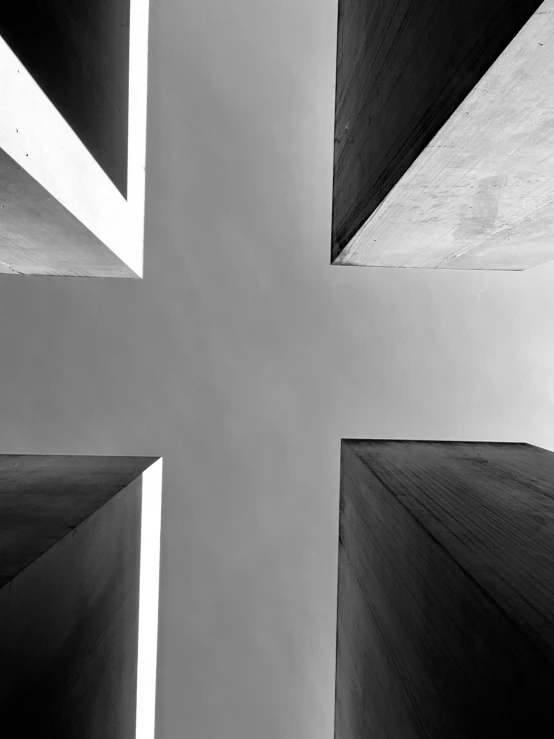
[0, 0, 150, 278]
[136, 458, 163, 739]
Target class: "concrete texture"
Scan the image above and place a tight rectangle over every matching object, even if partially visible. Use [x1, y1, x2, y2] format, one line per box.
[0, 455, 160, 738]
[332, 0, 553, 270]
[0, 0, 130, 196]
[0, 0, 149, 277]
[0, 455, 155, 586]
[336, 440, 554, 739]
[0, 149, 136, 277]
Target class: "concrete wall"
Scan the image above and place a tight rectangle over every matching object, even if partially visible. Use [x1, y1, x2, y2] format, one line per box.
[0, 475, 143, 738]
[332, 0, 542, 264]
[0, 0, 130, 195]
[335, 440, 554, 739]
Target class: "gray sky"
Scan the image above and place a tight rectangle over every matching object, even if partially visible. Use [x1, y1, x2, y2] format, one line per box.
[1, 1, 554, 737]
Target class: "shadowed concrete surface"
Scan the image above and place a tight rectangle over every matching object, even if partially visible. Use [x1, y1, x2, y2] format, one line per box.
[0, 0, 130, 195]
[336, 440, 554, 739]
[0, 455, 155, 586]
[332, 0, 551, 269]
[0, 456, 155, 737]
[0, 149, 137, 277]
[0, 0, 147, 278]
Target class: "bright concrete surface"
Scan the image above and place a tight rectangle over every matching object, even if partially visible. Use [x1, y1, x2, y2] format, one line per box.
[0, 455, 162, 738]
[0, 454, 154, 585]
[335, 0, 554, 270]
[0, 0, 150, 277]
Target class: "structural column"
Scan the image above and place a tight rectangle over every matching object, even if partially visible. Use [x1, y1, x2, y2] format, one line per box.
[0, 455, 162, 738]
[332, 0, 554, 270]
[335, 440, 554, 738]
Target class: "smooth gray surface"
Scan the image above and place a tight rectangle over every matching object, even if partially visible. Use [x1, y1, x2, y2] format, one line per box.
[2, 1, 554, 738]
[0, 477, 142, 738]
[0, 454, 155, 586]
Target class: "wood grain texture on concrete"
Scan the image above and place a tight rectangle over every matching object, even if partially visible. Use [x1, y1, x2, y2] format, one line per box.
[0, 477, 143, 738]
[0, 0, 130, 195]
[0, 454, 156, 587]
[335, 440, 554, 739]
[332, 0, 552, 270]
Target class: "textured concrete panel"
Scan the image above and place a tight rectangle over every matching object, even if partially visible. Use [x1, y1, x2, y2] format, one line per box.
[0, 0, 130, 195]
[0, 0, 150, 277]
[336, 440, 554, 739]
[0, 455, 162, 738]
[332, 0, 553, 270]
[0, 149, 135, 277]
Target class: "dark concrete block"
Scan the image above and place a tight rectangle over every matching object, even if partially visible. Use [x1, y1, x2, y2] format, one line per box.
[0, 0, 131, 195]
[0, 455, 159, 738]
[336, 440, 554, 739]
[332, 0, 543, 264]
[0, 146, 137, 276]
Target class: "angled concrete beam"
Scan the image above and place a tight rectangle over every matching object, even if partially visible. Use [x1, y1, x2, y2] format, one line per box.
[332, 0, 554, 270]
[0, 454, 163, 738]
[0, 0, 150, 277]
[336, 440, 554, 738]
